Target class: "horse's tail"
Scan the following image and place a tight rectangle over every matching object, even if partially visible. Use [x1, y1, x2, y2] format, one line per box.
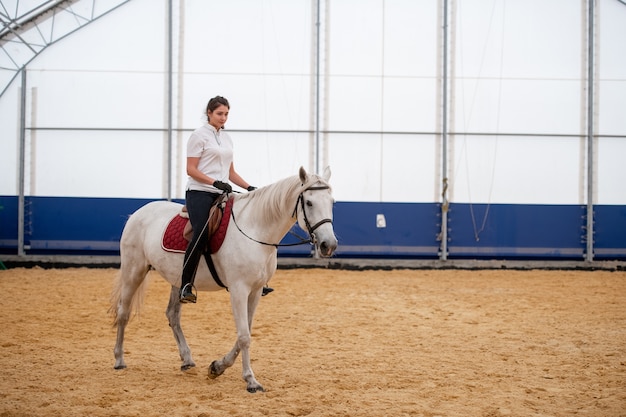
[108, 267, 150, 327]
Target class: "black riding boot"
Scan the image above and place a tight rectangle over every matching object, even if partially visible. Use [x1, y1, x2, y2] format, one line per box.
[179, 235, 205, 304]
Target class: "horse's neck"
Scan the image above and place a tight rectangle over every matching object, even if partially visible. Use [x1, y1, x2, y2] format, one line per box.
[235, 176, 302, 239]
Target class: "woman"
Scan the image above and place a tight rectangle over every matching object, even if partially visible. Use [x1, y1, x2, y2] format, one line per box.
[180, 95, 256, 303]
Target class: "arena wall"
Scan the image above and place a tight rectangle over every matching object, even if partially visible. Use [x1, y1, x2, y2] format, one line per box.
[1, 196, 624, 261]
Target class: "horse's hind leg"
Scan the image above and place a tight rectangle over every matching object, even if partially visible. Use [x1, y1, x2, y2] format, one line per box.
[113, 324, 128, 370]
[166, 286, 196, 371]
[112, 262, 150, 370]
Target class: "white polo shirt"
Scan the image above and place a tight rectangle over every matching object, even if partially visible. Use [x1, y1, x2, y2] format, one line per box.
[185, 124, 234, 193]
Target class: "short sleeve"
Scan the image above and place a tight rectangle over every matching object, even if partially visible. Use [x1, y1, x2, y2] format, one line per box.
[187, 132, 205, 157]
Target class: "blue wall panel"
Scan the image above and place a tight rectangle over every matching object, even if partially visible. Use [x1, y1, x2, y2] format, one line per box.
[332, 202, 441, 258]
[0, 196, 18, 252]
[0, 196, 158, 255]
[1, 196, 625, 260]
[278, 202, 441, 258]
[447, 203, 587, 259]
[27, 197, 160, 254]
[594, 205, 626, 259]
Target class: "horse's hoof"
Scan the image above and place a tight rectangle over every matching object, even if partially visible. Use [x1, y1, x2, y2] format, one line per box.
[247, 385, 265, 393]
[114, 364, 127, 370]
[208, 361, 224, 379]
[181, 363, 196, 371]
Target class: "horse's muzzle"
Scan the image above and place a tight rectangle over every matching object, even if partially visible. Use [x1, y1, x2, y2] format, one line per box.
[318, 237, 338, 257]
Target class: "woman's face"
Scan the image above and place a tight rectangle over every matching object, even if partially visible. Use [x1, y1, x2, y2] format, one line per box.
[208, 104, 229, 129]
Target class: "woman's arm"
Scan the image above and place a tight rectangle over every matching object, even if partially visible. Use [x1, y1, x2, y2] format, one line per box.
[228, 162, 251, 189]
[187, 157, 218, 185]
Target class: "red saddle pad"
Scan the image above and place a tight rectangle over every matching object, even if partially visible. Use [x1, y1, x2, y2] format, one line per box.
[161, 198, 233, 254]
[161, 214, 189, 253]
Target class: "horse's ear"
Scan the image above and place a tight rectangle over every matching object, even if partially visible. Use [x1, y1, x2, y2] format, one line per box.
[299, 166, 308, 183]
[322, 166, 331, 181]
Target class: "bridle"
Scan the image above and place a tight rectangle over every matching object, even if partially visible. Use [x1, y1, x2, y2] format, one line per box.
[291, 185, 333, 245]
[231, 183, 333, 248]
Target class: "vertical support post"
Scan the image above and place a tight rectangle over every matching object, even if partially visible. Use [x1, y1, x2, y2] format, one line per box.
[18, 69, 26, 256]
[166, 0, 174, 201]
[585, 0, 595, 262]
[315, 0, 325, 258]
[440, 0, 449, 261]
[322, 0, 330, 174]
[314, 0, 321, 175]
[176, 0, 186, 199]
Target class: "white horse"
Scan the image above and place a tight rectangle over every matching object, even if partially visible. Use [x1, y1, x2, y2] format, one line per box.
[110, 166, 337, 392]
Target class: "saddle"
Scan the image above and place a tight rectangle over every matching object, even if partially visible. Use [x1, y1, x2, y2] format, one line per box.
[162, 195, 232, 254]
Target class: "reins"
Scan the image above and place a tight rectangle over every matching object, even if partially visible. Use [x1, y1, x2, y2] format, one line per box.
[230, 183, 332, 248]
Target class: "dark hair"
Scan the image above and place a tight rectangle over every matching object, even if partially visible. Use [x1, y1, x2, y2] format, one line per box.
[206, 96, 230, 114]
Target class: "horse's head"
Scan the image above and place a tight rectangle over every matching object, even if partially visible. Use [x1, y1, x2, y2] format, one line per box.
[295, 166, 338, 257]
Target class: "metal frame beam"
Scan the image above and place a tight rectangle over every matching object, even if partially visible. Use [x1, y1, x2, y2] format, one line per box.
[0, 0, 132, 98]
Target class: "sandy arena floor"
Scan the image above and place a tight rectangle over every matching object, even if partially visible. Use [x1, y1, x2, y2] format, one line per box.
[0, 267, 624, 417]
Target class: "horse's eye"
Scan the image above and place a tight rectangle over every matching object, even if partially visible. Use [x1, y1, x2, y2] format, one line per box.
[306, 200, 313, 207]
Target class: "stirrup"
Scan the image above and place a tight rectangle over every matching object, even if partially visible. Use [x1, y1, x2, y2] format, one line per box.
[180, 283, 197, 304]
[262, 286, 274, 296]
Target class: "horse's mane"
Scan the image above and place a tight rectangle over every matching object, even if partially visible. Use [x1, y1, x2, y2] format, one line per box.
[235, 173, 329, 225]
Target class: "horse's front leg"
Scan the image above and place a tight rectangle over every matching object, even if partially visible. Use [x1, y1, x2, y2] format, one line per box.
[241, 288, 264, 392]
[208, 342, 239, 378]
[165, 286, 196, 371]
[210, 287, 264, 393]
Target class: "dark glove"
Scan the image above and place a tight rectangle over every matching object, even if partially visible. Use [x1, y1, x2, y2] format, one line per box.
[247, 185, 257, 192]
[213, 180, 232, 193]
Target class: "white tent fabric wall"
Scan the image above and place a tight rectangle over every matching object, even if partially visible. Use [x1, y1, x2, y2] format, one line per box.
[1, 0, 625, 205]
